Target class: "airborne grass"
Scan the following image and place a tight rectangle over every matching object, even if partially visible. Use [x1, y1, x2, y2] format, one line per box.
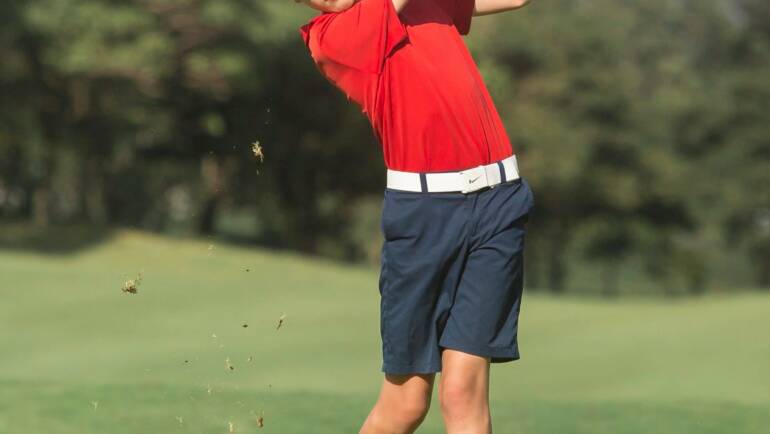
[0, 230, 768, 434]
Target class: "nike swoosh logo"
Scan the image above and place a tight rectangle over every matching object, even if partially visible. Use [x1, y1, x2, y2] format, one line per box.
[469, 176, 481, 183]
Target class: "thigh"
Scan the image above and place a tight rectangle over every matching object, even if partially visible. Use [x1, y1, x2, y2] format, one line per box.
[438, 181, 531, 361]
[439, 220, 526, 359]
[440, 349, 490, 387]
[377, 373, 436, 405]
[379, 189, 470, 374]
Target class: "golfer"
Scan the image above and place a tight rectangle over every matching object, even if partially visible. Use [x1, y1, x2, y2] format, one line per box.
[299, 1, 534, 432]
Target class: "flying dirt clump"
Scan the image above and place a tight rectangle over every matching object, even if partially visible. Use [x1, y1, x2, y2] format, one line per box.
[252, 141, 265, 175]
[276, 313, 286, 331]
[252, 141, 264, 162]
[121, 273, 143, 294]
[250, 410, 265, 428]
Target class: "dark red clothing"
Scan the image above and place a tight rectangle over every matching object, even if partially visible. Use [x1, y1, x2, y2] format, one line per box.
[299, 0, 515, 172]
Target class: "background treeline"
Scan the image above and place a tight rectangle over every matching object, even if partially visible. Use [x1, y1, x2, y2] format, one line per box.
[0, 0, 767, 295]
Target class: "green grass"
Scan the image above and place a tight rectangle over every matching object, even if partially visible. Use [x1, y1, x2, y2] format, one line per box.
[0, 230, 768, 434]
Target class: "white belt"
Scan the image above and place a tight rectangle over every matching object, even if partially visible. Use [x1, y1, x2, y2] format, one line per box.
[386, 155, 520, 194]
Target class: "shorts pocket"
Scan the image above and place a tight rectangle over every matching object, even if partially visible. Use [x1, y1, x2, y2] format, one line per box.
[381, 190, 437, 242]
[507, 178, 534, 227]
[381, 190, 414, 241]
[521, 178, 535, 217]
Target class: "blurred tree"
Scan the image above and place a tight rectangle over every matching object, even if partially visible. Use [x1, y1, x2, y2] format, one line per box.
[472, 0, 770, 293]
[0, 0, 766, 292]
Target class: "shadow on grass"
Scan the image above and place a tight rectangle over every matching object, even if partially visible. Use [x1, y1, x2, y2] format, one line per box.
[0, 222, 116, 254]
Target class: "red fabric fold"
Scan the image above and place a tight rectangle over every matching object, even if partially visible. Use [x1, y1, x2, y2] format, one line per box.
[299, 0, 408, 74]
[453, 0, 474, 35]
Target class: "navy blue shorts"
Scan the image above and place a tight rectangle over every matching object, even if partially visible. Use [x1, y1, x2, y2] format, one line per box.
[378, 177, 535, 374]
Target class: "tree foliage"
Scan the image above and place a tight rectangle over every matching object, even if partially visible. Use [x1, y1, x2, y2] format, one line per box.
[0, 0, 767, 293]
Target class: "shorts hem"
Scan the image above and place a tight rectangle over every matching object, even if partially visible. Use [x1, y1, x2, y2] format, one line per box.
[381, 361, 441, 375]
[438, 339, 520, 364]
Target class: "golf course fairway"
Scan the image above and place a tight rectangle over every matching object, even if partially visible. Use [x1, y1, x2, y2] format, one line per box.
[1, 230, 767, 434]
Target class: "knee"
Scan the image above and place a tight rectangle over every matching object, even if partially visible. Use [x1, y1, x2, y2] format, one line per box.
[369, 394, 430, 431]
[439, 378, 484, 419]
[391, 395, 431, 428]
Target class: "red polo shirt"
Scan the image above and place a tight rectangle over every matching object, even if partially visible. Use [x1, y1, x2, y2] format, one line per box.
[299, 0, 515, 172]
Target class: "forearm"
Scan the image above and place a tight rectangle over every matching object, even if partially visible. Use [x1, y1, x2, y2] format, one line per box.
[473, 0, 531, 16]
[296, 0, 360, 13]
[297, 0, 411, 13]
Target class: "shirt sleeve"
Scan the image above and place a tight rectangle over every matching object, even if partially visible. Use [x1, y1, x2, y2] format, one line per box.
[299, 0, 408, 74]
[453, 0, 474, 35]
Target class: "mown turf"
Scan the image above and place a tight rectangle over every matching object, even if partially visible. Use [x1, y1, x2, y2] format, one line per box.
[0, 230, 768, 434]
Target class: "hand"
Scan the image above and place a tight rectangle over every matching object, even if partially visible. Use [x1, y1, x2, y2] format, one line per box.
[473, 0, 531, 16]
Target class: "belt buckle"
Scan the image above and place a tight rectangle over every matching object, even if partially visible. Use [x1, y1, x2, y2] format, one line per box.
[460, 165, 488, 194]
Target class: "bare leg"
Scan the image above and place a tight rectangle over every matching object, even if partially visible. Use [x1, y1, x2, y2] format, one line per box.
[359, 373, 435, 434]
[438, 349, 492, 434]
